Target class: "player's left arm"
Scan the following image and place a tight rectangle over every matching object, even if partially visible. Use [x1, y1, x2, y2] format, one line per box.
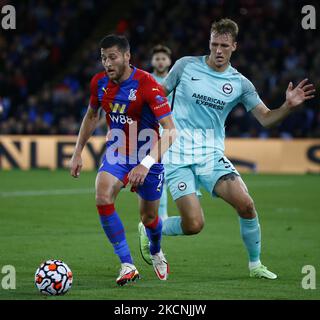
[128, 75, 177, 187]
[128, 114, 176, 188]
[251, 79, 316, 128]
[150, 114, 177, 161]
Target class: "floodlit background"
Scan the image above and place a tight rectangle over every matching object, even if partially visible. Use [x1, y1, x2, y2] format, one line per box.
[1, 0, 319, 137]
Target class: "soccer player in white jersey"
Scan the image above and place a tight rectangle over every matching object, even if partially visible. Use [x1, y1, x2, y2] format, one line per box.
[150, 45, 172, 221]
[138, 45, 172, 264]
[139, 18, 315, 279]
[150, 44, 172, 86]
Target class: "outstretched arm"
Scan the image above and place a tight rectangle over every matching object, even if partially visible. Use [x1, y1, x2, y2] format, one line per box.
[251, 79, 316, 128]
[69, 106, 100, 177]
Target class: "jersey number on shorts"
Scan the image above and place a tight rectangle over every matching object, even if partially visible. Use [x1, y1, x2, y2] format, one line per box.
[218, 157, 235, 170]
[156, 173, 164, 192]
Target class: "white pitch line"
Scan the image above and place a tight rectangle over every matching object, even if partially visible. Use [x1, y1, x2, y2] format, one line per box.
[0, 180, 293, 197]
[0, 188, 95, 197]
[0, 187, 130, 197]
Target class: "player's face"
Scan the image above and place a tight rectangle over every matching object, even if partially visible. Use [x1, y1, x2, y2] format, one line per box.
[101, 46, 130, 81]
[209, 32, 237, 68]
[151, 52, 171, 74]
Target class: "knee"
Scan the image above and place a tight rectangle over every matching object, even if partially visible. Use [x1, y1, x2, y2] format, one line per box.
[95, 193, 113, 206]
[140, 213, 157, 226]
[236, 197, 256, 218]
[182, 218, 204, 235]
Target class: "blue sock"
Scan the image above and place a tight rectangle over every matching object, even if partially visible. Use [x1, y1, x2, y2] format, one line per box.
[239, 216, 261, 263]
[162, 216, 184, 236]
[145, 216, 163, 255]
[97, 204, 133, 264]
[158, 187, 168, 220]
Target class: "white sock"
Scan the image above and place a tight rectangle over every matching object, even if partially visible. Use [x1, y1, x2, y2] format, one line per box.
[249, 260, 261, 270]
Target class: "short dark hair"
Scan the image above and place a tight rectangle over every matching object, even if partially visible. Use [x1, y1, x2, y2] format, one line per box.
[210, 18, 239, 41]
[151, 44, 172, 58]
[100, 34, 130, 52]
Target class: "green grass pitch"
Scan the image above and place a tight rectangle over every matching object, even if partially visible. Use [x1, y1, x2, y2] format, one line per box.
[0, 170, 319, 300]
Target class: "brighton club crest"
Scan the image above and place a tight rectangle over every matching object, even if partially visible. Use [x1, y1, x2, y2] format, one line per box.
[222, 83, 233, 95]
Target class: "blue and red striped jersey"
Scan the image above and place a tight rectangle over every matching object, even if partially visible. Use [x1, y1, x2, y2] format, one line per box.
[89, 66, 171, 159]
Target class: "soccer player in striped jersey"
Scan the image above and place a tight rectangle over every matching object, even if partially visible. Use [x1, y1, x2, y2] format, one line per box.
[139, 19, 315, 279]
[70, 35, 176, 285]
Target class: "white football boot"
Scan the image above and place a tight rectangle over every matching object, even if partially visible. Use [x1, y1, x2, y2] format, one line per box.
[116, 263, 140, 286]
[151, 250, 169, 280]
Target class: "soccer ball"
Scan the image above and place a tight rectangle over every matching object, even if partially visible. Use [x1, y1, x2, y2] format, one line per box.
[34, 259, 73, 295]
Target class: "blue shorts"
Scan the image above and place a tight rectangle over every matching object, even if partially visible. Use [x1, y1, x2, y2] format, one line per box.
[98, 154, 165, 201]
[165, 153, 239, 201]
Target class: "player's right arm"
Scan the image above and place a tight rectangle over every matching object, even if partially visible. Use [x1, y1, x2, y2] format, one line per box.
[70, 106, 100, 178]
[70, 74, 102, 178]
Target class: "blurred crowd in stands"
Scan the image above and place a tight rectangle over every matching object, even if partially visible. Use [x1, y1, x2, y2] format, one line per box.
[0, 0, 319, 137]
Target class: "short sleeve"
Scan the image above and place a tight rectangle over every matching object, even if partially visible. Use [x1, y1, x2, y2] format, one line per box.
[240, 76, 263, 112]
[89, 75, 100, 110]
[144, 74, 172, 120]
[163, 56, 193, 94]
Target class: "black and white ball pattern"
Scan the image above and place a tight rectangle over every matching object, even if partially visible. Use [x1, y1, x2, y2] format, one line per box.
[35, 259, 73, 295]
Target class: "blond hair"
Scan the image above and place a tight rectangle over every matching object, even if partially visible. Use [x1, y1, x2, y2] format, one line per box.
[211, 18, 239, 41]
